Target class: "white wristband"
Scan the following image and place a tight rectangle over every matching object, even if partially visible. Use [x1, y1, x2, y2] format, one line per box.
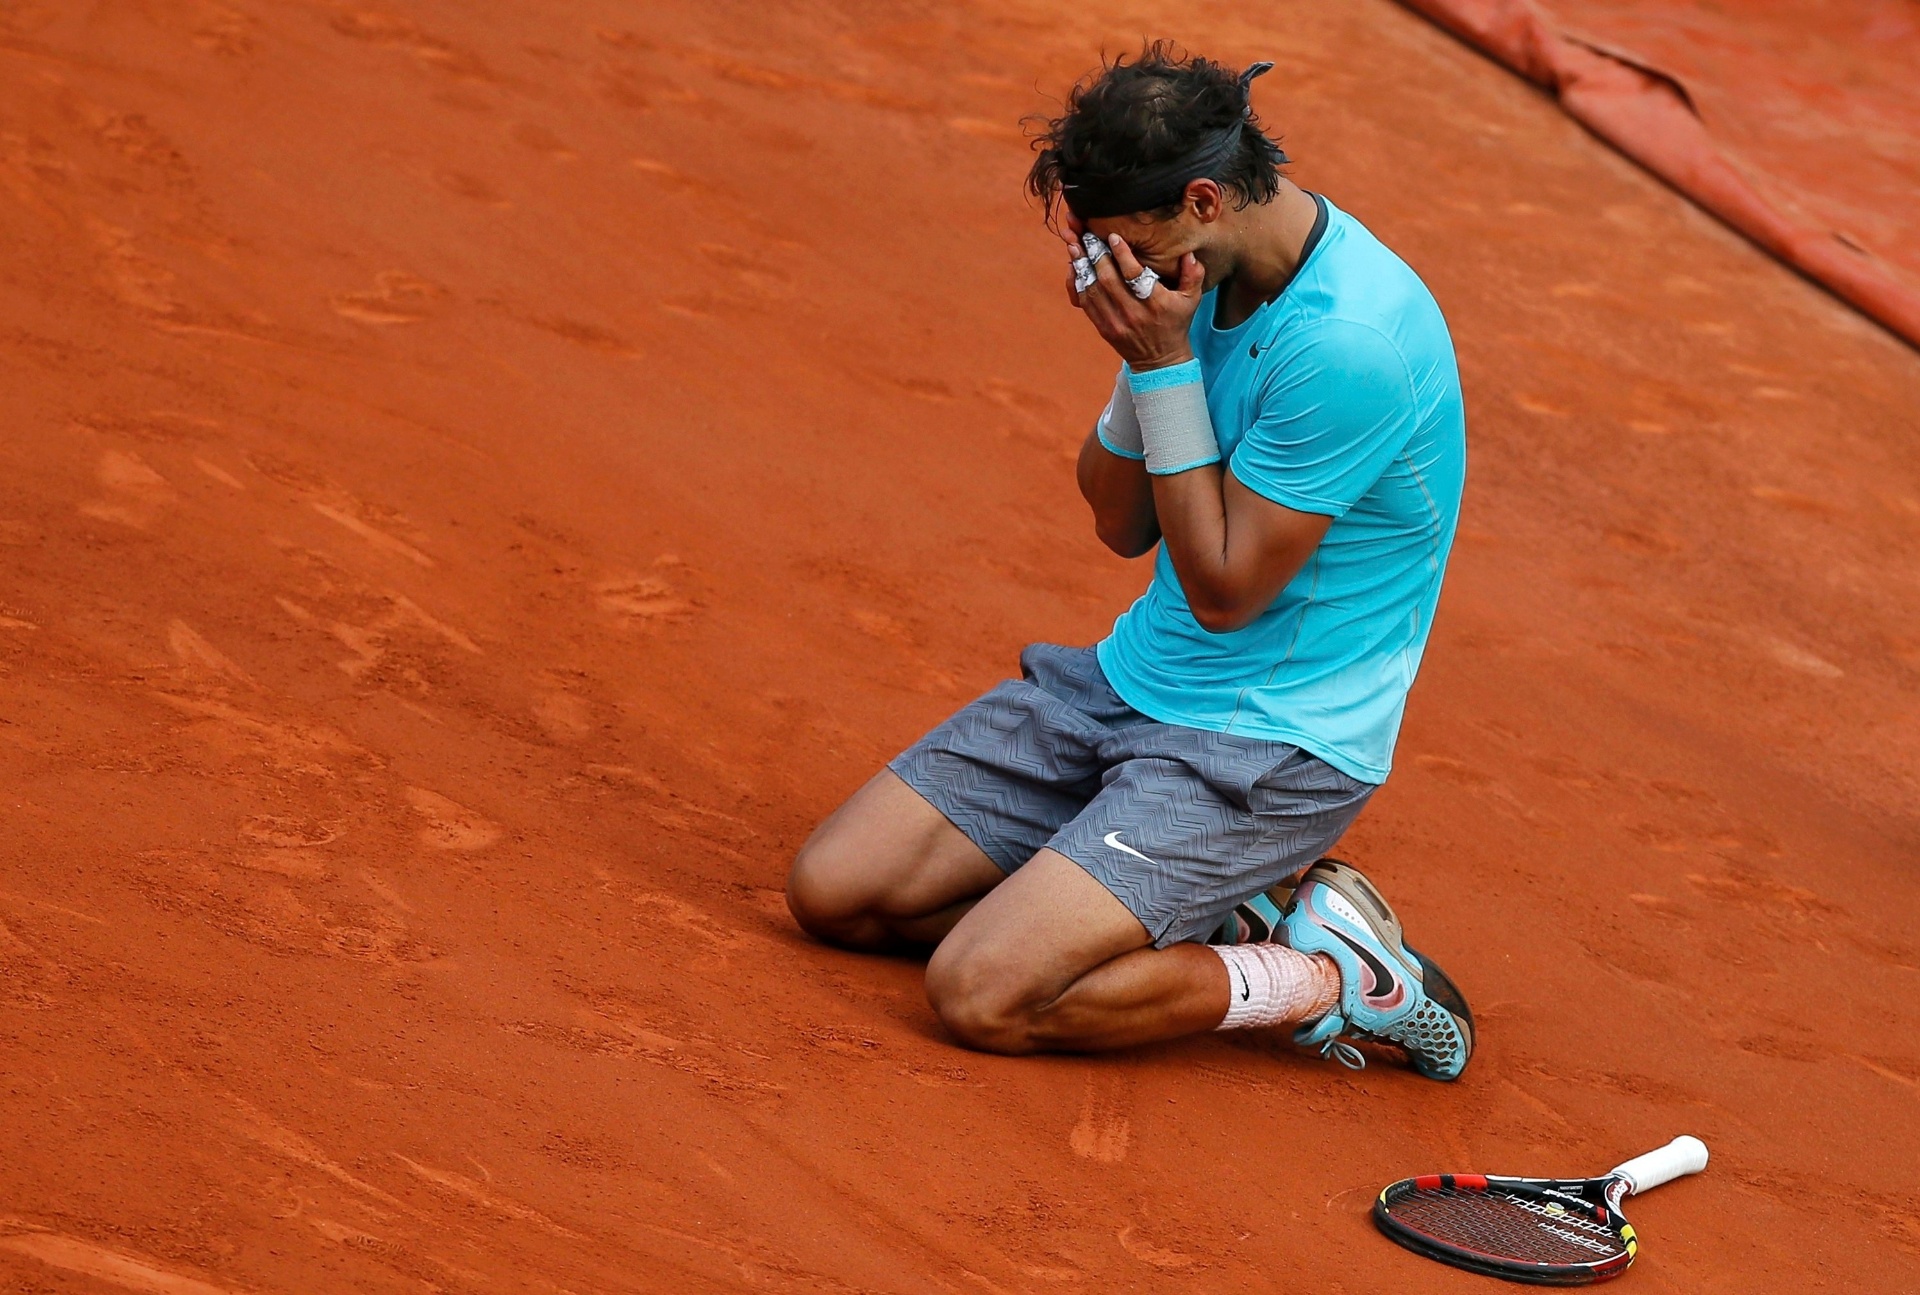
[1127, 361, 1220, 475]
[1095, 367, 1144, 459]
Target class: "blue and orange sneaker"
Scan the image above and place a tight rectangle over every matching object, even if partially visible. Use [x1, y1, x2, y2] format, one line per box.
[1280, 859, 1474, 1081]
[1208, 882, 1294, 945]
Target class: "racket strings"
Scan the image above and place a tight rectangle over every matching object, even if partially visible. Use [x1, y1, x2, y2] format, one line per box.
[1389, 1187, 1628, 1266]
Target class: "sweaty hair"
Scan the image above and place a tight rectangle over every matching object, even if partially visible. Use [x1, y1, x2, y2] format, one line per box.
[1025, 43, 1288, 225]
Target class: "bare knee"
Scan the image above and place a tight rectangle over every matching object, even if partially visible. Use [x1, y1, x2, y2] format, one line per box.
[785, 837, 877, 945]
[925, 942, 1041, 1055]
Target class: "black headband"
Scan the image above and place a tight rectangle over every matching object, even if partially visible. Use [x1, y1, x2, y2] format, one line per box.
[1060, 61, 1281, 220]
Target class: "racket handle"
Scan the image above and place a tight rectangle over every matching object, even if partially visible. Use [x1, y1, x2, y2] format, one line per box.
[1609, 1135, 1709, 1194]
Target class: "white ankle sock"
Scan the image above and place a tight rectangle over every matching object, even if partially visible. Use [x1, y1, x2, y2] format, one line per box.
[1212, 943, 1341, 1030]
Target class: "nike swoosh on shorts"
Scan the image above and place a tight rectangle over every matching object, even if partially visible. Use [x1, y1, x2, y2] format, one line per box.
[1102, 830, 1160, 867]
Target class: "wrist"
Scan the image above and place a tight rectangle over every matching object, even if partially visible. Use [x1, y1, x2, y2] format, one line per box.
[1125, 347, 1196, 374]
[1127, 358, 1203, 396]
[1127, 363, 1221, 475]
[1096, 367, 1145, 460]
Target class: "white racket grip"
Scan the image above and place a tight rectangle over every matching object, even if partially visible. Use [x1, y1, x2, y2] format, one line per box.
[1609, 1136, 1709, 1195]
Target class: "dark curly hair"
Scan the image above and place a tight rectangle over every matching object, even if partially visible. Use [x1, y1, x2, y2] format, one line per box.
[1025, 43, 1288, 225]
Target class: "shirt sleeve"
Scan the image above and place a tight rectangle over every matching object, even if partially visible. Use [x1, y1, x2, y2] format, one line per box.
[1228, 319, 1418, 518]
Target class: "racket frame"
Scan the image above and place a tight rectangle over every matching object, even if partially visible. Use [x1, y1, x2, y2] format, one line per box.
[1372, 1171, 1638, 1286]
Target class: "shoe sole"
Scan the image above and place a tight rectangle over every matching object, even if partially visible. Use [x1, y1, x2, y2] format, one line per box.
[1407, 944, 1475, 1044]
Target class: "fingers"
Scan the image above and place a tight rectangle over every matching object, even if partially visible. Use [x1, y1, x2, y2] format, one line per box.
[1060, 222, 1097, 306]
[1079, 266, 1129, 334]
[1106, 236, 1167, 302]
[1176, 252, 1204, 296]
[1055, 225, 1200, 356]
[1086, 235, 1128, 297]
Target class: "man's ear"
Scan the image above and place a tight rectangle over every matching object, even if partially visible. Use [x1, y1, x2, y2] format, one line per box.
[1184, 178, 1225, 224]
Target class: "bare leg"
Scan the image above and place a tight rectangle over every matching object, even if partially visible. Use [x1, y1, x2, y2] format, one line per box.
[795, 782, 1330, 1053]
[925, 849, 1241, 1053]
[786, 770, 1006, 951]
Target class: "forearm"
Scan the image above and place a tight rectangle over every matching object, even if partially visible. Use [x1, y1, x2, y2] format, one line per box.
[1077, 428, 1160, 558]
[1076, 368, 1159, 558]
[1125, 360, 1239, 622]
[1149, 467, 1246, 627]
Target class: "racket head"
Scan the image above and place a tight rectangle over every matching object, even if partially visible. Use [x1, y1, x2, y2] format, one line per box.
[1373, 1173, 1637, 1286]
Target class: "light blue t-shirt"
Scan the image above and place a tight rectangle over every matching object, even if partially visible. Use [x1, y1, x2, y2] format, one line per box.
[1097, 197, 1465, 784]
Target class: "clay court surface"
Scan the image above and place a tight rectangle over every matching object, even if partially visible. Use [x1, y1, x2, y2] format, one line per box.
[3, 2, 1918, 1291]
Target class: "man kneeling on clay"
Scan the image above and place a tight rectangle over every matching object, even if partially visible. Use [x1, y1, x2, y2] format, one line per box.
[787, 46, 1473, 1080]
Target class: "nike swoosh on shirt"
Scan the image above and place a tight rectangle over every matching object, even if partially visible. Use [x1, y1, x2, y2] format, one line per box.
[1102, 831, 1160, 868]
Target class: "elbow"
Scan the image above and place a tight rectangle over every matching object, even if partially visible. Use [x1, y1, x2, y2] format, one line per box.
[1095, 521, 1157, 560]
[1189, 593, 1260, 635]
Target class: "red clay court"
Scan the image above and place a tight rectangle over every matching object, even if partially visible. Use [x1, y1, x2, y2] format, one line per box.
[2, 2, 1917, 1292]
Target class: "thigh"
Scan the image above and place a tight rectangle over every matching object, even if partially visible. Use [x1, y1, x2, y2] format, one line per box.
[926, 847, 1152, 1013]
[1050, 739, 1375, 948]
[793, 768, 1006, 921]
[886, 647, 1115, 873]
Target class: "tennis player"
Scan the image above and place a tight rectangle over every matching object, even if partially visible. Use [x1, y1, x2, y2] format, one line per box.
[787, 46, 1473, 1079]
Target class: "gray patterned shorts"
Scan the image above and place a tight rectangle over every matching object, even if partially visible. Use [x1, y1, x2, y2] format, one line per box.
[888, 643, 1375, 948]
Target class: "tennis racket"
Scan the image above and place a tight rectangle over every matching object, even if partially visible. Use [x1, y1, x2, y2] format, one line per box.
[1372, 1135, 1708, 1285]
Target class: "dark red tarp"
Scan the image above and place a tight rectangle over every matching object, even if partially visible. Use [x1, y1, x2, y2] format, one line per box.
[1398, 0, 1920, 348]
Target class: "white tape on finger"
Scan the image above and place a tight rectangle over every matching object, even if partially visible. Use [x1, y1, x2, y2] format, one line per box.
[1072, 257, 1096, 294]
[1609, 1135, 1709, 1195]
[1126, 267, 1160, 300]
[1080, 232, 1111, 266]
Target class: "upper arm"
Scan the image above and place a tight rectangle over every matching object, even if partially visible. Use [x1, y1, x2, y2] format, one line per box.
[1229, 320, 1418, 518]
